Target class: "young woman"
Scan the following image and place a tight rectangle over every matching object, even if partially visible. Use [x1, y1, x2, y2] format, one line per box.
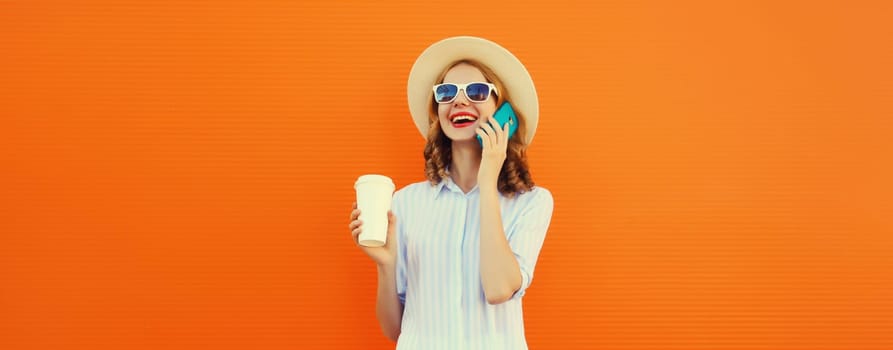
[348, 36, 554, 350]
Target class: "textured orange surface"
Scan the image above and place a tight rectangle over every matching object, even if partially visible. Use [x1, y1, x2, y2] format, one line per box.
[2, 1, 892, 349]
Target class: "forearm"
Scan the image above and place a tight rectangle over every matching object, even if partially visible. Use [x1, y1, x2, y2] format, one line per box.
[375, 263, 404, 341]
[479, 186, 522, 304]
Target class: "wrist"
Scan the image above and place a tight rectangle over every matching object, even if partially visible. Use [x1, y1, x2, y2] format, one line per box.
[376, 261, 396, 273]
[479, 183, 498, 192]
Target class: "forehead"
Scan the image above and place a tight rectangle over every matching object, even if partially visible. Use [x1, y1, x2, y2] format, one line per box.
[442, 63, 487, 83]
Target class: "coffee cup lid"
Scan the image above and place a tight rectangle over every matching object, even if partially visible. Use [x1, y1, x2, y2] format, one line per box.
[354, 174, 395, 189]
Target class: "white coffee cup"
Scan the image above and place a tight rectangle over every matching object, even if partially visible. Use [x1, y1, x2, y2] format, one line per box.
[354, 174, 396, 247]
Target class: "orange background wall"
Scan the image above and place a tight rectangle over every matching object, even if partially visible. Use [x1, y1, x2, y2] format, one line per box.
[2, 1, 892, 349]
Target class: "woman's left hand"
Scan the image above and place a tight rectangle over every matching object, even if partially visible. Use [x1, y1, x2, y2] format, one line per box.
[476, 118, 510, 190]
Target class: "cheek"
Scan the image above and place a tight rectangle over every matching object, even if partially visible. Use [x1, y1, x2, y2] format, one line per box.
[437, 105, 450, 120]
[478, 102, 498, 120]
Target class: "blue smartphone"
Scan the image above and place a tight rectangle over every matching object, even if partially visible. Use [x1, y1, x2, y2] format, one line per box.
[477, 101, 518, 146]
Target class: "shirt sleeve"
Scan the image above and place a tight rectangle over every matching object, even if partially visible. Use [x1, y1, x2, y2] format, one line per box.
[506, 187, 554, 300]
[393, 190, 407, 304]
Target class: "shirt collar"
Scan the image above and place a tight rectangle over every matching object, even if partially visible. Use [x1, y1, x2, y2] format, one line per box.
[433, 176, 451, 200]
[433, 173, 479, 200]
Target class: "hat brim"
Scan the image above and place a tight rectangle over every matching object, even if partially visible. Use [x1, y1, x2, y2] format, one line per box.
[407, 36, 539, 144]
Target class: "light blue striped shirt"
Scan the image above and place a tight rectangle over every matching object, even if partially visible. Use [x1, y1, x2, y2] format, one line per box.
[391, 177, 554, 350]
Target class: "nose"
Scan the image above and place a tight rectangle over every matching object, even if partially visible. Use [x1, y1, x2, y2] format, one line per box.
[452, 88, 470, 106]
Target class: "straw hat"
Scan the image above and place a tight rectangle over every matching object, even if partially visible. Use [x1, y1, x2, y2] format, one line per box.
[406, 36, 539, 144]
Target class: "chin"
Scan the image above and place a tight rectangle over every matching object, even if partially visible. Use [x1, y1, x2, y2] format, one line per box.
[440, 121, 479, 144]
[440, 129, 466, 141]
[451, 136, 479, 145]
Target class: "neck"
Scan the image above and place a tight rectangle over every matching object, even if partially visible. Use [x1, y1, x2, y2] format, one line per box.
[449, 139, 482, 193]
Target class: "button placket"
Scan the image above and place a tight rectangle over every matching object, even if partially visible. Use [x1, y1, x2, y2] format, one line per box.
[456, 195, 466, 309]
[458, 194, 471, 342]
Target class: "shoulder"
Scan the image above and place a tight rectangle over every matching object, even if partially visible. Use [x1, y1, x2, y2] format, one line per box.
[393, 180, 437, 205]
[511, 185, 554, 215]
[517, 185, 553, 205]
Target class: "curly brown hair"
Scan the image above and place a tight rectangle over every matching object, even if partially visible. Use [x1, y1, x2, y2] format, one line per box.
[422, 59, 535, 197]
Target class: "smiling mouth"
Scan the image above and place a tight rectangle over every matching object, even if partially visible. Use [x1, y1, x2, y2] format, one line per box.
[450, 115, 478, 128]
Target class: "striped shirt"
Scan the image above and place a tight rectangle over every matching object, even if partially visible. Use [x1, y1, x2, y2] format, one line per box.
[391, 177, 554, 350]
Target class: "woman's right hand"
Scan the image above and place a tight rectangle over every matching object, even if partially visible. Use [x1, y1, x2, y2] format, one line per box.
[349, 202, 398, 267]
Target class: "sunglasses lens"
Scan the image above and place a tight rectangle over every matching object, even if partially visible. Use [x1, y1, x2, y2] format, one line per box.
[465, 83, 491, 102]
[434, 84, 458, 103]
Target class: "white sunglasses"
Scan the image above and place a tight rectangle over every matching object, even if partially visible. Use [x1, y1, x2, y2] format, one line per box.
[432, 82, 498, 104]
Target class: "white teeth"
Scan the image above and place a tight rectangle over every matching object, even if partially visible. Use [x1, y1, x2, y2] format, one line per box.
[451, 115, 477, 123]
